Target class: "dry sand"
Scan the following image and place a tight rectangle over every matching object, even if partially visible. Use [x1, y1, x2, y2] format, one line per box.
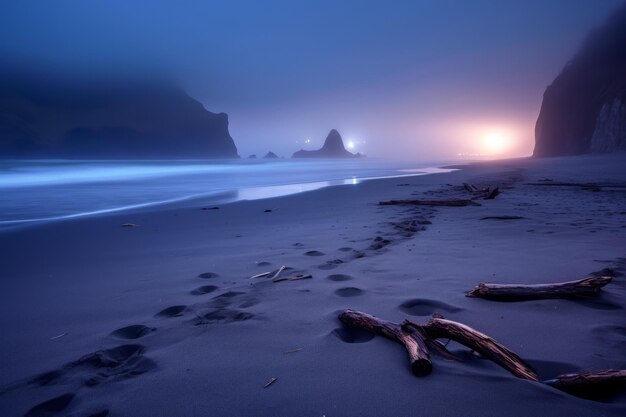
[0, 155, 625, 417]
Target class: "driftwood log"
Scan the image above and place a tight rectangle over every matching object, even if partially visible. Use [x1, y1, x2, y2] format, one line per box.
[544, 369, 626, 394]
[338, 310, 432, 376]
[339, 309, 625, 399]
[402, 317, 538, 381]
[379, 199, 480, 207]
[467, 274, 613, 301]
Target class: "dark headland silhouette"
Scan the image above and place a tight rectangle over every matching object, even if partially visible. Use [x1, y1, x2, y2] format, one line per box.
[0, 68, 238, 159]
[534, 4, 626, 157]
[264, 151, 279, 159]
[292, 129, 361, 158]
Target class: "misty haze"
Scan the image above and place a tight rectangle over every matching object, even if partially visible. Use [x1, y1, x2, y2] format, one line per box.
[1, 1, 625, 417]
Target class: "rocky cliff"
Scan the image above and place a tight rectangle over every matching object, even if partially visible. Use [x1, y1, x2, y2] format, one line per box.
[533, 5, 626, 157]
[292, 129, 360, 158]
[0, 68, 238, 158]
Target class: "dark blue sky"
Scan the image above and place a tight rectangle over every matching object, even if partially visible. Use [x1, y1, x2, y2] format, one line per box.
[1, 0, 623, 159]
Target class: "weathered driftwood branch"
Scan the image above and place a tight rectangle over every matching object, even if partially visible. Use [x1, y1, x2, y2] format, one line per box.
[462, 183, 500, 200]
[272, 274, 312, 283]
[379, 199, 480, 207]
[339, 310, 432, 376]
[463, 183, 480, 192]
[402, 317, 538, 381]
[545, 369, 626, 394]
[466, 274, 613, 301]
[484, 188, 500, 200]
[340, 310, 625, 398]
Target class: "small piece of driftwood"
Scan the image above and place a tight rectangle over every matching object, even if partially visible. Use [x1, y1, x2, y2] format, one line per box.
[272, 266, 286, 279]
[484, 188, 500, 199]
[379, 199, 480, 207]
[121, 223, 138, 228]
[339, 310, 432, 376]
[272, 274, 312, 283]
[466, 274, 613, 301]
[463, 183, 481, 192]
[263, 377, 277, 388]
[249, 271, 271, 279]
[403, 317, 538, 381]
[544, 369, 626, 394]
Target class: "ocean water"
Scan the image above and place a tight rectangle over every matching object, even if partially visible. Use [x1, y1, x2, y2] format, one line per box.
[0, 159, 456, 228]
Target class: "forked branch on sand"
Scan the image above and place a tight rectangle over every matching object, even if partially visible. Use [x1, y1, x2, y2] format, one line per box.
[339, 309, 626, 398]
[340, 309, 535, 380]
[402, 316, 538, 381]
[466, 273, 613, 301]
[379, 199, 480, 207]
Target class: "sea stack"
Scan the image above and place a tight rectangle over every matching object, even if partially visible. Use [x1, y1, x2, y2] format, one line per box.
[292, 129, 360, 158]
[264, 151, 279, 158]
[533, 5, 626, 156]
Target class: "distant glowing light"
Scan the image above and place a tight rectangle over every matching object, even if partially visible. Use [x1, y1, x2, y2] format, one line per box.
[347, 141, 355, 149]
[304, 138, 311, 144]
[482, 131, 511, 154]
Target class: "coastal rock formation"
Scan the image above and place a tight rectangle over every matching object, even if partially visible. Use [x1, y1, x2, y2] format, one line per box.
[533, 5, 626, 156]
[264, 151, 279, 158]
[292, 129, 360, 158]
[0, 68, 238, 158]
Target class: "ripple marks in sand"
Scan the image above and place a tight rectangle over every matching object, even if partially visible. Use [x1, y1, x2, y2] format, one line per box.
[334, 287, 364, 297]
[155, 305, 187, 318]
[111, 325, 155, 340]
[333, 327, 375, 343]
[399, 299, 463, 316]
[327, 274, 354, 282]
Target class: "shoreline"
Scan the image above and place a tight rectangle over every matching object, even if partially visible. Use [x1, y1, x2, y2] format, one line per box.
[0, 163, 458, 231]
[0, 155, 624, 416]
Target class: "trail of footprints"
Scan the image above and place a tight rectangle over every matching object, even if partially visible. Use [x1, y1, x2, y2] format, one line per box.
[11, 186, 475, 415]
[11, 269, 264, 417]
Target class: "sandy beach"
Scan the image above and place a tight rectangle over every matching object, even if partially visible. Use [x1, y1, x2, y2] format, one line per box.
[0, 155, 625, 417]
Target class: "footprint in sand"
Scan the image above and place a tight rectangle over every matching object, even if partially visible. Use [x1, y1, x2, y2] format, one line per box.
[198, 309, 254, 323]
[304, 250, 325, 256]
[318, 259, 344, 270]
[190, 285, 219, 295]
[399, 299, 463, 316]
[25, 393, 75, 417]
[198, 272, 220, 279]
[338, 247, 353, 252]
[193, 291, 257, 325]
[28, 344, 156, 390]
[334, 287, 364, 297]
[155, 305, 187, 318]
[333, 327, 375, 343]
[327, 274, 354, 282]
[111, 324, 155, 339]
[256, 261, 272, 267]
